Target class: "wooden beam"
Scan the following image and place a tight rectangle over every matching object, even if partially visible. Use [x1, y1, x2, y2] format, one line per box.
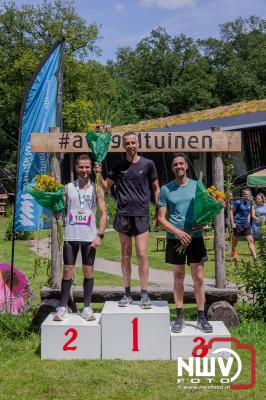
[212, 126, 226, 289]
[41, 285, 237, 304]
[40, 285, 238, 305]
[31, 130, 241, 153]
[49, 127, 61, 289]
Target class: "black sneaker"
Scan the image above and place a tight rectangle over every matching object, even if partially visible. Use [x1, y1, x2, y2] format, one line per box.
[197, 317, 213, 333]
[141, 293, 152, 309]
[171, 318, 185, 333]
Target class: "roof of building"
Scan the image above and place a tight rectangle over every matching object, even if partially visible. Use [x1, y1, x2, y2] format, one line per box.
[113, 100, 266, 133]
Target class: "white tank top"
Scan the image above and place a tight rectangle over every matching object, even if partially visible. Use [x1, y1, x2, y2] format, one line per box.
[64, 180, 97, 242]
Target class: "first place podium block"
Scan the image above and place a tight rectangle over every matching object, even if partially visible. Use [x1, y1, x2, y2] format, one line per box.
[41, 313, 101, 360]
[101, 301, 170, 360]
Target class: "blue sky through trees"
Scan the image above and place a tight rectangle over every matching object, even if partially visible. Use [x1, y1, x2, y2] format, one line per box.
[11, 0, 266, 62]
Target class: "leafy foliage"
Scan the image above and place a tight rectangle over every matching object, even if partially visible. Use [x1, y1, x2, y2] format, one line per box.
[228, 228, 266, 321]
[1, 1, 266, 165]
[3, 205, 34, 240]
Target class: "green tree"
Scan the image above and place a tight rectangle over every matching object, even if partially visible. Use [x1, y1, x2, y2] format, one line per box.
[108, 28, 218, 120]
[199, 16, 266, 103]
[0, 0, 101, 161]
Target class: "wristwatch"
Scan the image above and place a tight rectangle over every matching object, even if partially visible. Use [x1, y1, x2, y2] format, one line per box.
[97, 233, 104, 239]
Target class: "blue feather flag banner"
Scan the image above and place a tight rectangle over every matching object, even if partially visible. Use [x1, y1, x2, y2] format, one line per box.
[14, 38, 65, 231]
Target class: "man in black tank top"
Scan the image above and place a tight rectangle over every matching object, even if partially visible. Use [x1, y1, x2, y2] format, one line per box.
[97, 131, 160, 308]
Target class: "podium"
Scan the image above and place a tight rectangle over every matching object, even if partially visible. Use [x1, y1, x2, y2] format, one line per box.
[101, 301, 170, 360]
[171, 321, 231, 359]
[41, 302, 231, 360]
[41, 313, 101, 360]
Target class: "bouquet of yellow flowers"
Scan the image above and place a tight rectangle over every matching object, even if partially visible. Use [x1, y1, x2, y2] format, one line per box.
[206, 185, 228, 208]
[176, 180, 228, 254]
[27, 175, 65, 212]
[27, 175, 65, 245]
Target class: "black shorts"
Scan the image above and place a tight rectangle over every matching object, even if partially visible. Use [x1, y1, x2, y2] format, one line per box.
[165, 237, 207, 266]
[233, 224, 252, 237]
[113, 215, 149, 237]
[63, 241, 96, 266]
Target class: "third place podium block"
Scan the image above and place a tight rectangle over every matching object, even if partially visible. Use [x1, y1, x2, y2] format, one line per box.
[101, 301, 170, 360]
[41, 313, 101, 360]
[171, 321, 231, 359]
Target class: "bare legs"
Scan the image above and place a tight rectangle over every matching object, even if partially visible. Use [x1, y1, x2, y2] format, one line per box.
[119, 231, 149, 289]
[173, 263, 205, 310]
[231, 234, 257, 258]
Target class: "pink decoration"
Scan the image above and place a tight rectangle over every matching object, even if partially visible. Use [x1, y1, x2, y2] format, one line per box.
[0, 263, 32, 314]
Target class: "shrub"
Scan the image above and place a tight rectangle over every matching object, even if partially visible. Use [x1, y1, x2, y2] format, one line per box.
[4, 205, 34, 240]
[0, 311, 33, 339]
[228, 229, 266, 321]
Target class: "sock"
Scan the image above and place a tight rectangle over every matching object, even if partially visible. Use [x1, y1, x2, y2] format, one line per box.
[60, 279, 72, 307]
[125, 287, 131, 297]
[141, 288, 147, 296]
[83, 277, 94, 307]
[197, 310, 205, 319]
[176, 307, 183, 319]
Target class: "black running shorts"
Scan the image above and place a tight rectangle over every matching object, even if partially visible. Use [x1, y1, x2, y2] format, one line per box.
[233, 224, 252, 237]
[63, 241, 96, 266]
[165, 237, 207, 266]
[113, 215, 149, 237]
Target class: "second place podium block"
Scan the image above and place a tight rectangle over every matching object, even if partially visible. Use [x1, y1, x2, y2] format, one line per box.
[41, 313, 101, 360]
[101, 301, 170, 360]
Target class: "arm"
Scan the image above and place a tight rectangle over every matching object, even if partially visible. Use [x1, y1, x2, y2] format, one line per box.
[157, 206, 192, 246]
[251, 204, 259, 221]
[64, 184, 68, 205]
[230, 207, 236, 228]
[152, 179, 160, 205]
[94, 163, 114, 193]
[101, 177, 114, 193]
[91, 187, 107, 248]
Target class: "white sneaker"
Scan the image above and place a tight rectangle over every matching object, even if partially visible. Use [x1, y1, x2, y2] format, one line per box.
[81, 306, 96, 321]
[53, 306, 68, 321]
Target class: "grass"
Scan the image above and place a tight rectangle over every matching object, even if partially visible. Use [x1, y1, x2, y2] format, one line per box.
[97, 230, 254, 279]
[0, 220, 265, 399]
[0, 307, 265, 400]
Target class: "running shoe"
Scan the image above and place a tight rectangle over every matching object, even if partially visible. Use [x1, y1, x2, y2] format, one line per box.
[81, 306, 96, 321]
[118, 295, 133, 307]
[53, 306, 68, 321]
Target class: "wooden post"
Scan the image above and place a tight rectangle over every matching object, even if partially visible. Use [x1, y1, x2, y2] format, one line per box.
[49, 127, 61, 289]
[211, 126, 226, 289]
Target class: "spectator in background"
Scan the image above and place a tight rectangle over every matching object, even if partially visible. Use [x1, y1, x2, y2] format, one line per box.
[230, 188, 257, 260]
[252, 193, 266, 239]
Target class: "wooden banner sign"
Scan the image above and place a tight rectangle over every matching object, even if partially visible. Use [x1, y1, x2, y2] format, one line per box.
[31, 130, 241, 153]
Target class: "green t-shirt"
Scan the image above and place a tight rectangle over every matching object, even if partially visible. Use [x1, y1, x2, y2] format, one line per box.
[157, 178, 201, 239]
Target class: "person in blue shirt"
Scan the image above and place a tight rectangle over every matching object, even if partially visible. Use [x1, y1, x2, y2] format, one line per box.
[157, 153, 213, 334]
[230, 188, 257, 260]
[251, 193, 266, 239]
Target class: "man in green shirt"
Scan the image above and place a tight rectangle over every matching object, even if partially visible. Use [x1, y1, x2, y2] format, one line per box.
[158, 153, 213, 333]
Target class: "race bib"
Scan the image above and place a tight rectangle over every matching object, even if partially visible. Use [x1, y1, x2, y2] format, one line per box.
[68, 210, 92, 226]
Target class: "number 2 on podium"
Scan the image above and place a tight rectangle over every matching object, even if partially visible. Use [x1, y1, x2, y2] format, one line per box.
[63, 328, 78, 351]
[132, 317, 139, 352]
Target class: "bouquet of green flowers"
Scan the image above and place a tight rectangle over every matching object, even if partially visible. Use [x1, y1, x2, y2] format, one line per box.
[86, 120, 112, 192]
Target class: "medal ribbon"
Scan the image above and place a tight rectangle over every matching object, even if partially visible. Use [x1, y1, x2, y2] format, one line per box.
[75, 180, 91, 210]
